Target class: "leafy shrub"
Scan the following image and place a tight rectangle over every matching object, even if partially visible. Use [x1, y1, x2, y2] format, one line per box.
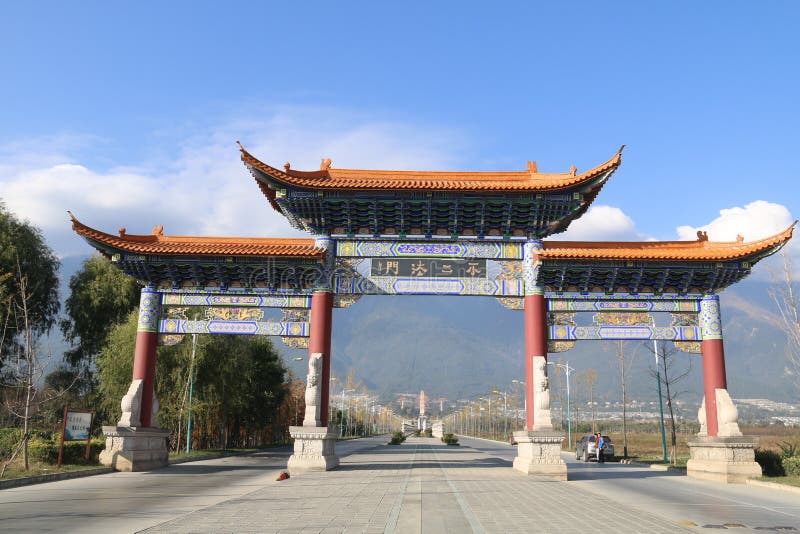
[27, 437, 104, 464]
[441, 433, 459, 446]
[778, 440, 800, 459]
[783, 457, 800, 477]
[755, 448, 785, 477]
[0, 428, 23, 457]
[389, 431, 407, 445]
[423, 428, 433, 438]
[412, 429, 421, 437]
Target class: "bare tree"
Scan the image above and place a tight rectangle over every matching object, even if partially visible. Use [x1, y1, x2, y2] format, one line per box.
[768, 251, 800, 393]
[613, 340, 630, 458]
[2, 267, 77, 475]
[643, 341, 693, 464]
[582, 368, 598, 433]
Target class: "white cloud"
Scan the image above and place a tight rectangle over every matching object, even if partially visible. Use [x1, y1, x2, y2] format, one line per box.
[675, 200, 799, 280]
[554, 205, 653, 241]
[0, 108, 467, 257]
[675, 200, 794, 242]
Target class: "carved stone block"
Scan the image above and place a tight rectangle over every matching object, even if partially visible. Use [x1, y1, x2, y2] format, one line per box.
[98, 426, 170, 472]
[512, 431, 567, 480]
[687, 436, 762, 483]
[287, 426, 339, 475]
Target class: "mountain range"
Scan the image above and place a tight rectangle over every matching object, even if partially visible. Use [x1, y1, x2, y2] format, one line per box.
[51, 255, 798, 407]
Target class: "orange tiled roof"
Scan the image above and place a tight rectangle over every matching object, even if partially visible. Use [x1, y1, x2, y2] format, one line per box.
[540, 224, 796, 261]
[240, 143, 623, 192]
[69, 213, 324, 258]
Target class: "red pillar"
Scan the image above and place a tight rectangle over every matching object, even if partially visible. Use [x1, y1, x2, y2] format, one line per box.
[309, 291, 333, 427]
[700, 294, 727, 437]
[524, 293, 547, 431]
[701, 339, 727, 437]
[132, 286, 161, 428]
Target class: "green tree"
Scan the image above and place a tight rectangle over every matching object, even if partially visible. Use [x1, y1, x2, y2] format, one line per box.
[195, 336, 287, 448]
[95, 310, 188, 427]
[0, 202, 60, 362]
[96, 314, 288, 448]
[60, 254, 139, 368]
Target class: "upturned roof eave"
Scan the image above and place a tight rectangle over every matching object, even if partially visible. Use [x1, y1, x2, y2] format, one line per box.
[68, 212, 325, 259]
[539, 222, 796, 262]
[240, 144, 623, 194]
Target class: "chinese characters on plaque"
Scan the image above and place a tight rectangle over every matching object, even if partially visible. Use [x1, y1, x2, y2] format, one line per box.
[370, 258, 487, 278]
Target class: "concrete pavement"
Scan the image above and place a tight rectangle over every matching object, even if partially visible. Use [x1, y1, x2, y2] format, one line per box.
[1, 436, 796, 533]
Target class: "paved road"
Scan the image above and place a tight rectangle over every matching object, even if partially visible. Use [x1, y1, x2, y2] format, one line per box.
[0, 436, 798, 533]
[460, 435, 800, 532]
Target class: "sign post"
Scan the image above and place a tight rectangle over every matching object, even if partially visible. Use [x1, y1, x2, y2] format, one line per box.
[57, 408, 94, 469]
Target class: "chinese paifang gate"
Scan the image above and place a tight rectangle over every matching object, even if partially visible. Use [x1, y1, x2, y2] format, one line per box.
[70, 144, 795, 482]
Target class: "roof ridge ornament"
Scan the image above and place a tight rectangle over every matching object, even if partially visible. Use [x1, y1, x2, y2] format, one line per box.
[569, 165, 577, 176]
[696, 230, 709, 242]
[320, 158, 332, 170]
[152, 225, 164, 237]
[526, 160, 538, 173]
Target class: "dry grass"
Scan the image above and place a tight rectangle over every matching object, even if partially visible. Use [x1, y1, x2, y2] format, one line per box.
[741, 425, 800, 452]
[1, 458, 99, 480]
[566, 425, 800, 469]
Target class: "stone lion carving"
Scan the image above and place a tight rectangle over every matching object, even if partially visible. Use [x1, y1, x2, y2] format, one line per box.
[118, 379, 143, 427]
[303, 353, 323, 427]
[715, 388, 742, 437]
[697, 388, 742, 438]
[532, 356, 553, 431]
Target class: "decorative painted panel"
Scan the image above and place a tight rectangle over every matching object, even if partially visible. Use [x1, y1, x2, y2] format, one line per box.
[549, 325, 701, 341]
[282, 337, 309, 349]
[158, 319, 309, 337]
[334, 276, 523, 296]
[314, 236, 335, 292]
[335, 240, 522, 259]
[523, 240, 543, 296]
[547, 299, 699, 312]
[699, 294, 723, 340]
[160, 293, 311, 308]
[137, 286, 161, 333]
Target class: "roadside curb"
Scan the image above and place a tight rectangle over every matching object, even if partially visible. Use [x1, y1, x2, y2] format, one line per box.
[0, 448, 287, 490]
[746, 478, 800, 495]
[456, 435, 516, 447]
[617, 458, 684, 472]
[0, 467, 114, 490]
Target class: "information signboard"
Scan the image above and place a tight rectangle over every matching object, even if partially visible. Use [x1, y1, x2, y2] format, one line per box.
[57, 407, 94, 468]
[65, 411, 92, 440]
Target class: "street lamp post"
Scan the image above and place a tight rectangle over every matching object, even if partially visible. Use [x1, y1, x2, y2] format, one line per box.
[548, 361, 574, 449]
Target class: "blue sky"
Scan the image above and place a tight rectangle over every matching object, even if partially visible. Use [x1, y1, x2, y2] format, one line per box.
[1, 1, 798, 270]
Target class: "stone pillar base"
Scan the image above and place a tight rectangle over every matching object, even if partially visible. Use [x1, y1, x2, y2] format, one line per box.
[687, 436, 762, 483]
[287, 426, 339, 475]
[512, 431, 567, 480]
[98, 426, 170, 472]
